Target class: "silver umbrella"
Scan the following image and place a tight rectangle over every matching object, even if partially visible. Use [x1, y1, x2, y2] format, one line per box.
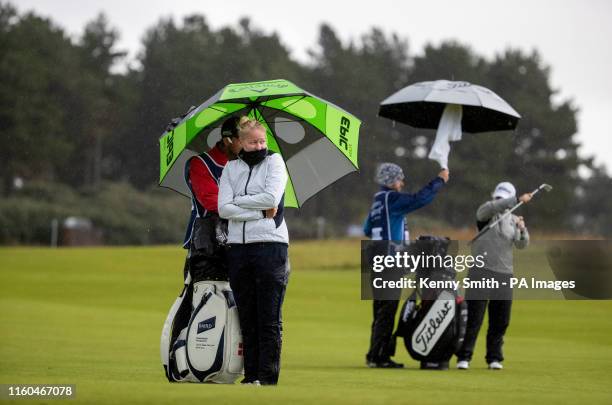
[379, 80, 520, 133]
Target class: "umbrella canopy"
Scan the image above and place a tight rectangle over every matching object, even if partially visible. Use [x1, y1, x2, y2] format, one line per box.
[379, 80, 520, 133]
[159, 79, 361, 208]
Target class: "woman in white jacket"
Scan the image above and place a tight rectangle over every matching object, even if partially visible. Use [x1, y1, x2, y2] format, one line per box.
[218, 116, 289, 386]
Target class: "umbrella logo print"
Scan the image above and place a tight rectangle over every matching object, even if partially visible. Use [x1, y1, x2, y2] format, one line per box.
[339, 116, 351, 151]
[445, 81, 471, 89]
[227, 81, 289, 93]
[165, 132, 174, 165]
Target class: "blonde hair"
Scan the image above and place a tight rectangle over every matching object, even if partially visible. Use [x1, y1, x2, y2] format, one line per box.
[237, 116, 265, 139]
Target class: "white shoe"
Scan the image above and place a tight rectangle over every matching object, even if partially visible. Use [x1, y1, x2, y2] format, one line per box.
[456, 360, 469, 370]
[488, 361, 503, 370]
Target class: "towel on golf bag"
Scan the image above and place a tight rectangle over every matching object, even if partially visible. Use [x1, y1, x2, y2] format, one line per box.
[160, 275, 243, 383]
[394, 289, 467, 364]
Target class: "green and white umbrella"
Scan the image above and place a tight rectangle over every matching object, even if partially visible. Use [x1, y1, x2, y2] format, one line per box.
[159, 79, 361, 208]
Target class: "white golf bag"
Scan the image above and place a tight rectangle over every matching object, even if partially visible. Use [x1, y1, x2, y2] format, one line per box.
[160, 274, 243, 383]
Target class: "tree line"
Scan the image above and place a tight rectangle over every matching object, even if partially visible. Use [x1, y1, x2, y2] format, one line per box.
[1, 1, 610, 242]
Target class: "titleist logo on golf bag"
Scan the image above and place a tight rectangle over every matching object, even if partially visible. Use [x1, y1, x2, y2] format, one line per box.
[411, 291, 456, 356]
[197, 317, 216, 334]
[413, 299, 454, 355]
[395, 288, 467, 367]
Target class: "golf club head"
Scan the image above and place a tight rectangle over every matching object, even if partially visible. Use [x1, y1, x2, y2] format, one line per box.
[541, 183, 553, 192]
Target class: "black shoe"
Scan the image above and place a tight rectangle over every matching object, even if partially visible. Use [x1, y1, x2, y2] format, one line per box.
[240, 378, 261, 386]
[259, 380, 277, 386]
[367, 359, 404, 368]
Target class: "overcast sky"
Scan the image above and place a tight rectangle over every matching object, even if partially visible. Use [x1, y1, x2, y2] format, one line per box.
[15, 0, 612, 174]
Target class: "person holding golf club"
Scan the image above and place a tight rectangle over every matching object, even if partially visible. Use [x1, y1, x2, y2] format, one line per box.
[456, 182, 532, 371]
[364, 163, 449, 368]
[218, 116, 289, 386]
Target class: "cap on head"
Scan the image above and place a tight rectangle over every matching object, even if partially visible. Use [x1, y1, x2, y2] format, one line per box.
[376, 163, 404, 187]
[221, 116, 240, 138]
[492, 182, 516, 199]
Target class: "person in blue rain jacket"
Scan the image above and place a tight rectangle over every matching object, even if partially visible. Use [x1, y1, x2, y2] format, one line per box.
[364, 163, 449, 368]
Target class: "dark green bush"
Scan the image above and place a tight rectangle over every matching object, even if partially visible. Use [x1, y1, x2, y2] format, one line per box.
[0, 181, 189, 245]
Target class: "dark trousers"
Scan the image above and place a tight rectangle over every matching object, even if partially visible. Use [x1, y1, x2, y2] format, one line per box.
[227, 243, 289, 385]
[366, 299, 399, 362]
[457, 268, 512, 363]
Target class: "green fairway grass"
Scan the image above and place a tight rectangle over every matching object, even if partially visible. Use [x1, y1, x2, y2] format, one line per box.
[1, 242, 611, 404]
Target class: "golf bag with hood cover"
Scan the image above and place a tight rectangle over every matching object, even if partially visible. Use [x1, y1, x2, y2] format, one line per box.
[160, 273, 243, 383]
[393, 236, 468, 370]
